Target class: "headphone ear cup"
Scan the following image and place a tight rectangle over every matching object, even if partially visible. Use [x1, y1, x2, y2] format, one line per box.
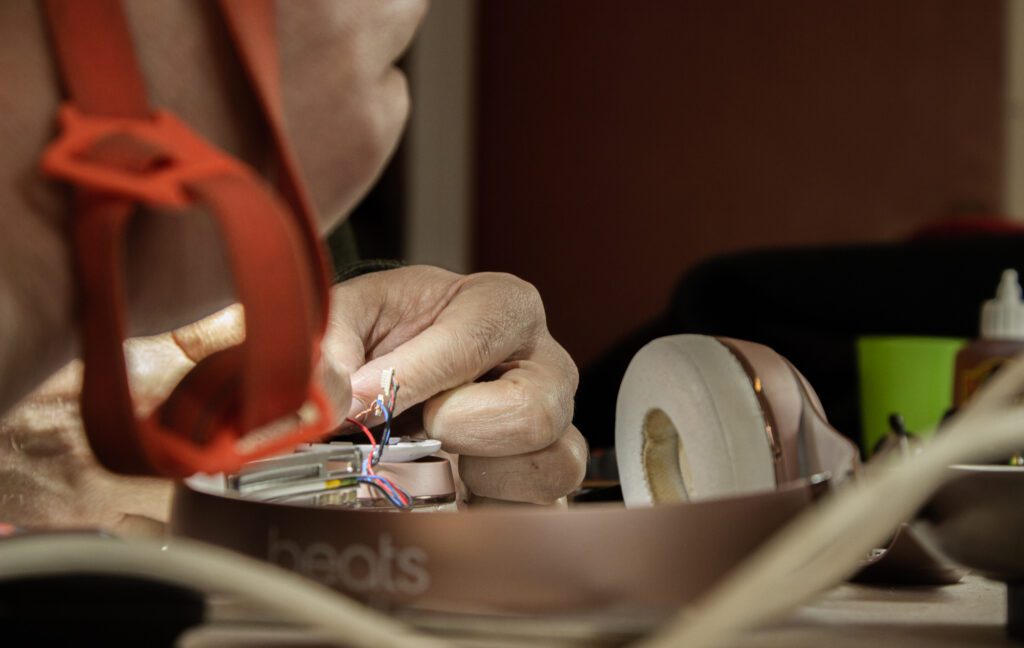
[790, 364, 828, 420]
[717, 338, 805, 483]
[720, 337, 860, 483]
[616, 335, 776, 506]
[784, 359, 861, 484]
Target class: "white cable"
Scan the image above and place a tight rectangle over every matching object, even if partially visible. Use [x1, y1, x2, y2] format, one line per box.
[0, 534, 443, 648]
[643, 355, 1024, 648]
[8, 359, 1022, 648]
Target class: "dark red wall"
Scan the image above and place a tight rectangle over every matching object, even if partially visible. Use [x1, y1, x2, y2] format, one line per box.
[474, 0, 1004, 368]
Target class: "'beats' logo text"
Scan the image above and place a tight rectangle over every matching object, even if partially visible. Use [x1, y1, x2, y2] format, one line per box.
[268, 526, 429, 596]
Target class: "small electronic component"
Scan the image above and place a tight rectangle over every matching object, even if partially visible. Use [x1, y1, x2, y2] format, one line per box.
[375, 367, 398, 417]
[303, 438, 442, 463]
[340, 368, 416, 508]
[224, 368, 426, 511]
[228, 446, 362, 506]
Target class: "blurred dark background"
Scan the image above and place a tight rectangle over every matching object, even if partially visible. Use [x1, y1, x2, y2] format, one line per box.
[337, 0, 1012, 448]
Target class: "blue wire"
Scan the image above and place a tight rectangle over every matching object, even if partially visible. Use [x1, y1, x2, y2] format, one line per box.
[356, 477, 399, 506]
[355, 390, 408, 509]
[383, 476, 412, 504]
[362, 474, 407, 503]
[373, 399, 393, 465]
[368, 474, 413, 507]
[357, 475, 408, 508]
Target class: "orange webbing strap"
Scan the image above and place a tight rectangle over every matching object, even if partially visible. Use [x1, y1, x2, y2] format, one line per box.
[41, 0, 333, 476]
[218, 0, 332, 333]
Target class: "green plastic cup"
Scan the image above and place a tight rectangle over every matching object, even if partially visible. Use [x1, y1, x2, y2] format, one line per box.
[857, 336, 965, 456]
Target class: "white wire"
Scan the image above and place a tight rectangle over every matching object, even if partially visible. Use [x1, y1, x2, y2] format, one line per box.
[643, 355, 1024, 648]
[8, 359, 1022, 647]
[0, 533, 443, 648]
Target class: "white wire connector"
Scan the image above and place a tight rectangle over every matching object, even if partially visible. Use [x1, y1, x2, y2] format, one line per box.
[374, 367, 397, 415]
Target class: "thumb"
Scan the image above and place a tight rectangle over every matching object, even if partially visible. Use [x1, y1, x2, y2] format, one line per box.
[321, 309, 371, 424]
[171, 304, 245, 363]
[172, 303, 355, 428]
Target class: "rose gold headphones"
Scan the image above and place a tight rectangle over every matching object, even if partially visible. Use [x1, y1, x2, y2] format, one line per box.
[171, 336, 859, 617]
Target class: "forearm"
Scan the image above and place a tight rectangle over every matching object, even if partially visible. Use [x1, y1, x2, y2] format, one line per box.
[0, 360, 173, 531]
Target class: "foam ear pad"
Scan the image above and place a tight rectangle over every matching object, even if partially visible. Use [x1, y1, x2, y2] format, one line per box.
[616, 335, 776, 507]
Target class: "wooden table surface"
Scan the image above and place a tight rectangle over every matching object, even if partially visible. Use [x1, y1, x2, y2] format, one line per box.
[182, 574, 1011, 646]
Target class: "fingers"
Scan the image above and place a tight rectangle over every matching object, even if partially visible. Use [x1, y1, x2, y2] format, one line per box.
[170, 304, 244, 363]
[346, 271, 546, 414]
[321, 287, 379, 422]
[459, 426, 588, 505]
[322, 265, 587, 506]
[124, 335, 196, 416]
[171, 301, 354, 427]
[422, 336, 578, 456]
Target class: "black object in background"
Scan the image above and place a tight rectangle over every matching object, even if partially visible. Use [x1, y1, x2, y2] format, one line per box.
[575, 235, 1024, 452]
[0, 574, 205, 646]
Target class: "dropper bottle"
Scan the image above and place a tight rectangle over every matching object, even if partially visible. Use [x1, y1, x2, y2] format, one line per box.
[953, 269, 1024, 406]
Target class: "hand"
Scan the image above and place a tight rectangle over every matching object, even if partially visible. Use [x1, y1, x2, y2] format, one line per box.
[0, 260, 588, 528]
[324, 266, 588, 505]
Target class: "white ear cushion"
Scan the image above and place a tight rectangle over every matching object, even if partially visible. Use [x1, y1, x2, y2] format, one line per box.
[616, 335, 776, 507]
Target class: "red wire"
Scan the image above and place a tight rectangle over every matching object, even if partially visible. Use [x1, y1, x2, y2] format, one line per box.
[345, 417, 376, 476]
[346, 408, 409, 507]
[376, 475, 409, 505]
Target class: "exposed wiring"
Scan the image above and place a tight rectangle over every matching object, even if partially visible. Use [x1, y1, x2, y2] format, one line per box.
[358, 474, 411, 508]
[20, 355, 1024, 647]
[346, 416, 378, 475]
[0, 371, 427, 647]
[371, 370, 399, 466]
[374, 399, 393, 465]
[342, 370, 410, 510]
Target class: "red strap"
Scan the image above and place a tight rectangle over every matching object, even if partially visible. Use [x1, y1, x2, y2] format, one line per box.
[42, 0, 334, 476]
[44, 0, 148, 118]
[218, 0, 332, 333]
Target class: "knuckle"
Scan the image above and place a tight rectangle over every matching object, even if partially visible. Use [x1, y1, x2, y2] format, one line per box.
[458, 321, 502, 375]
[458, 456, 502, 496]
[460, 272, 548, 355]
[509, 275, 545, 321]
[459, 430, 588, 505]
[542, 436, 588, 502]
[510, 388, 555, 452]
[557, 343, 580, 394]
[486, 380, 561, 454]
[477, 272, 545, 319]
[568, 361, 580, 395]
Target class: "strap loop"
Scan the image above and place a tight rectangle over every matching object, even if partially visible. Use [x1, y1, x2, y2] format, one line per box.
[41, 0, 335, 476]
[43, 106, 252, 207]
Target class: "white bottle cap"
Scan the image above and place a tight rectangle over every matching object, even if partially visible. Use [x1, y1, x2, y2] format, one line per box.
[981, 269, 1024, 340]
